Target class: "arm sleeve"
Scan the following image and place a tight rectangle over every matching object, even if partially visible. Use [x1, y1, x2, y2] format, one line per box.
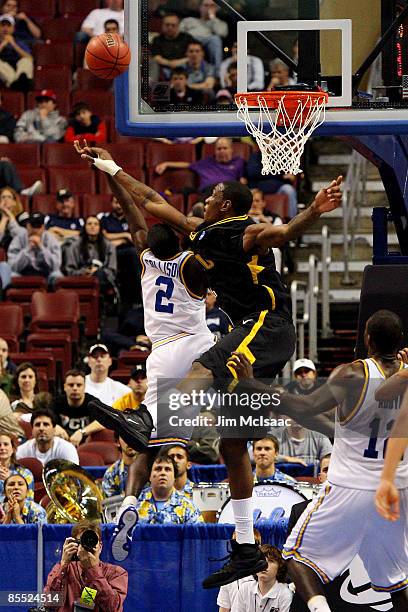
[39, 237, 62, 272]
[318, 435, 333, 459]
[7, 237, 33, 272]
[43, 563, 68, 600]
[101, 467, 116, 498]
[210, 17, 228, 37]
[279, 585, 294, 612]
[217, 585, 231, 608]
[63, 240, 88, 276]
[248, 56, 265, 90]
[81, 9, 98, 32]
[64, 442, 79, 464]
[41, 115, 67, 142]
[84, 565, 128, 612]
[64, 126, 76, 143]
[14, 111, 45, 143]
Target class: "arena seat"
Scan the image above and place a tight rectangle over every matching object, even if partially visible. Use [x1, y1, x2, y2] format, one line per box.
[17, 457, 43, 481]
[264, 193, 290, 219]
[150, 170, 197, 194]
[41, 16, 82, 41]
[33, 41, 74, 68]
[76, 68, 114, 91]
[19, 0, 57, 21]
[89, 429, 115, 442]
[106, 143, 145, 168]
[26, 333, 73, 375]
[27, 90, 70, 118]
[30, 290, 80, 343]
[55, 276, 100, 337]
[72, 90, 115, 117]
[18, 168, 47, 193]
[6, 278, 47, 317]
[48, 167, 96, 194]
[42, 143, 84, 167]
[59, 0, 100, 17]
[17, 418, 32, 440]
[82, 193, 112, 217]
[78, 448, 105, 466]
[10, 352, 56, 390]
[0, 303, 24, 347]
[202, 141, 252, 161]
[34, 65, 72, 92]
[0, 90, 24, 117]
[166, 193, 185, 213]
[98, 166, 145, 194]
[81, 441, 120, 465]
[146, 142, 197, 168]
[32, 194, 82, 217]
[0, 144, 41, 167]
[118, 350, 149, 369]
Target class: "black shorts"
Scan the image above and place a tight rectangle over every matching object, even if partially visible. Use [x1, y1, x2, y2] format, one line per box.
[196, 310, 296, 384]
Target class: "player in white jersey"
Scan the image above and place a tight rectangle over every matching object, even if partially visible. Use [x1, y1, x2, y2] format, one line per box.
[229, 310, 408, 612]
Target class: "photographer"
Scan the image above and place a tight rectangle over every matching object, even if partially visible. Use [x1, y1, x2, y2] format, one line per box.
[44, 521, 128, 612]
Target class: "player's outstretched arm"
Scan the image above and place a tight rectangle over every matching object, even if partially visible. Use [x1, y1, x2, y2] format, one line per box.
[244, 176, 343, 251]
[73, 141, 202, 235]
[106, 174, 148, 253]
[375, 366, 408, 401]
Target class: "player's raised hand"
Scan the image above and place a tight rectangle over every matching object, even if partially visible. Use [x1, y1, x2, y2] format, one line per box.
[375, 479, 400, 521]
[74, 140, 113, 164]
[398, 347, 408, 363]
[313, 175, 343, 214]
[227, 352, 254, 379]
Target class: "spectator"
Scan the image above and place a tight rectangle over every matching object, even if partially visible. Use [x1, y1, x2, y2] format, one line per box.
[167, 444, 193, 497]
[0, 0, 41, 45]
[53, 369, 102, 447]
[232, 544, 292, 612]
[63, 215, 117, 294]
[135, 453, 203, 524]
[180, 0, 228, 70]
[151, 13, 195, 80]
[0, 90, 15, 141]
[247, 148, 298, 219]
[0, 430, 34, 501]
[156, 137, 246, 195]
[0, 14, 32, 90]
[104, 18, 120, 35]
[224, 61, 237, 95]
[101, 308, 150, 356]
[270, 419, 333, 466]
[113, 365, 147, 412]
[64, 102, 107, 144]
[0, 187, 24, 252]
[168, 67, 203, 106]
[78, 0, 124, 43]
[0, 473, 46, 524]
[16, 408, 79, 464]
[44, 520, 128, 612]
[45, 189, 84, 243]
[205, 290, 229, 339]
[102, 433, 138, 498]
[2, 212, 62, 288]
[267, 58, 296, 90]
[85, 344, 129, 405]
[249, 189, 283, 274]
[0, 337, 16, 375]
[0, 162, 42, 196]
[220, 41, 264, 91]
[188, 409, 220, 464]
[14, 89, 67, 143]
[215, 88, 233, 106]
[318, 454, 330, 484]
[0, 387, 23, 438]
[98, 195, 142, 306]
[182, 41, 216, 95]
[286, 358, 319, 395]
[253, 436, 296, 484]
[10, 361, 38, 420]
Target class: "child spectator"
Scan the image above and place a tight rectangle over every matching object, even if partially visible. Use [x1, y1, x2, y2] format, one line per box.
[14, 89, 67, 143]
[64, 102, 107, 145]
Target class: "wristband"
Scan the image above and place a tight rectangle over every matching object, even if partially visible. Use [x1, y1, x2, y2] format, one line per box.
[93, 158, 122, 176]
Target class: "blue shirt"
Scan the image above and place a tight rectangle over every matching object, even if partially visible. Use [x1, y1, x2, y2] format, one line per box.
[45, 214, 84, 231]
[253, 468, 296, 485]
[98, 212, 129, 234]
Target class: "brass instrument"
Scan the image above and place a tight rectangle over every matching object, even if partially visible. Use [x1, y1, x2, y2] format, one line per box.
[43, 460, 104, 524]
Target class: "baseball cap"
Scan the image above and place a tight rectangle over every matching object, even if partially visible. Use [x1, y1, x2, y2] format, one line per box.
[293, 358, 316, 373]
[28, 212, 45, 227]
[216, 89, 233, 102]
[35, 89, 57, 102]
[88, 343, 109, 356]
[56, 188, 73, 202]
[0, 15, 15, 25]
[130, 364, 147, 380]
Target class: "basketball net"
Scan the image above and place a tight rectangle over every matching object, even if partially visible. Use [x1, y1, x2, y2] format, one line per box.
[235, 91, 328, 175]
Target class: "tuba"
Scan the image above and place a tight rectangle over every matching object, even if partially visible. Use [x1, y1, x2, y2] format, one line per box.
[43, 459, 104, 524]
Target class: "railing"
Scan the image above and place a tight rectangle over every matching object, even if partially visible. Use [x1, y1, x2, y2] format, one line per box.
[308, 254, 319, 363]
[321, 225, 331, 338]
[342, 150, 368, 285]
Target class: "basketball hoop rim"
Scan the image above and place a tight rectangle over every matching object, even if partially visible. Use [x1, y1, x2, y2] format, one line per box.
[234, 90, 329, 110]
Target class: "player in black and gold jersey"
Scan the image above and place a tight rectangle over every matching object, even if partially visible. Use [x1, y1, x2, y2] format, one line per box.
[73, 141, 342, 589]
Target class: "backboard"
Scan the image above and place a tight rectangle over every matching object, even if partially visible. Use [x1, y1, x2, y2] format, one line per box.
[116, 0, 408, 137]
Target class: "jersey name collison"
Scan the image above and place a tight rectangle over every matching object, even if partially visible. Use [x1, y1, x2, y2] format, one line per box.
[144, 257, 178, 278]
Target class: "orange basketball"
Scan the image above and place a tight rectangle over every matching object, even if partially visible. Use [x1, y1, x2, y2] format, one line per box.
[85, 33, 131, 79]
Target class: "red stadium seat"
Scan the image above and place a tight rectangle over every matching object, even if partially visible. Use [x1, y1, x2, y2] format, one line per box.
[48, 167, 96, 194]
[42, 17, 82, 41]
[6, 278, 47, 317]
[146, 142, 196, 167]
[34, 65, 72, 92]
[81, 441, 120, 465]
[18, 418, 32, 440]
[17, 457, 43, 481]
[166, 193, 185, 213]
[55, 276, 100, 337]
[10, 277, 47, 289]
[0, 144, 40, 167]
[82, 193, 112, 217]
[76, 68, 114, 90]
[89, 429, 115, 442]
[72, 90, 115, 117]
[150, 170, 197, 194]
[118, 350, 149, 369]
[42, 143, 84, 167]
[104, 143, 145, 168]
[0, 304, 24, 348]
[78, 448, 104, 466]
[32, 194, 81, 217]
[26, 333, 73, 375]
[0, 90, 24, 117]
[19, 0, 57, 21]
[59, 0, 100, 17]
[18, 168, 46, 192]
[98, 166, 144, 194]
[202, 141, 252, 161]
[264, 193, 289, 219]
[108, 369, 131, 384]
[27, 90, 70, 118]
[30, 290, 80, 343]
[33, 41, 74, 68]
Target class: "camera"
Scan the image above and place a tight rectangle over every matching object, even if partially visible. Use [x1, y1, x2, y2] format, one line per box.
[71, 529, 99, 560]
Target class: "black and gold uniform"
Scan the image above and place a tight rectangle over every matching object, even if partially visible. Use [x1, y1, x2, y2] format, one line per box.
[189, 215, 296, 381]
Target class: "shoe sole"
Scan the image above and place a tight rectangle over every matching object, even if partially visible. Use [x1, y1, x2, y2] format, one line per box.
[202, 557, 268, 589]
[89, 401, 151, 452]
[111, 507, 138, 562]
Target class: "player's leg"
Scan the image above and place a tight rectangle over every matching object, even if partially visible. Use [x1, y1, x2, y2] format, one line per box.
[391, 588, 408, 611]
[286, 561, 331, 612]
[124, 447, 158, 499]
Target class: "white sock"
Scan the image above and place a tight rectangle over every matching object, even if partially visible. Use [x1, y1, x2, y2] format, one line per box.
[231, 497, 255, 544]
[307, 595, 332, 612]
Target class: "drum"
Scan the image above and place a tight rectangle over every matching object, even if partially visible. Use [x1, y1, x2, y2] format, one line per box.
[193, 483, 230, 523]
[217, 482, 307, 523]
[295, 482, 320, 501]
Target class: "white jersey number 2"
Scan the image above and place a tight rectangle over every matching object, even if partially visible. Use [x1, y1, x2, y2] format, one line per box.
[154, 275, 175, 313]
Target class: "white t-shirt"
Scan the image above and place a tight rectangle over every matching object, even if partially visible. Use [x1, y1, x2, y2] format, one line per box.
[16, 437, 79, 465]
[85, 375, 129, 406]
[217, 577, 256, 609]
[81, 8, 125, 35]
[232, 580, 293, 612]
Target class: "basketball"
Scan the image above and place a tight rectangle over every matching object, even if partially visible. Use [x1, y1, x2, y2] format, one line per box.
[85, 33, 131, 79]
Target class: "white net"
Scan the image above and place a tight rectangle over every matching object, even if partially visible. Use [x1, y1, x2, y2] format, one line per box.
[236, 93, 327, 175]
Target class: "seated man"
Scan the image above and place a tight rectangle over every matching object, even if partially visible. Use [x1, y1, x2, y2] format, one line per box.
[167, 444, 194, 497]
[220, 41, 264, 91]
[16, 408, 79, 465]
[270, 419, 333, 466]
[180, 0, 228, 70]
[0, 336, 16, 374]
[135, 452, 203, 524]
[168, 67, 203, 106]
[0, 14, 33, 90]
[155, 137, 246, 197]
[77, 0, 124, 43]
[113, 365, 148, 412]
[286, 358, 320, 396]
[150, 12, 195, 80]
[45, 189, 84, 243]
[3, 212, 62, 287]
[44, 520, 128, 612]
[102, 433, 138, 498]
[182, 41, 216, 96]
[249, 189, 283, 274]
[253, 436, 296, 484]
